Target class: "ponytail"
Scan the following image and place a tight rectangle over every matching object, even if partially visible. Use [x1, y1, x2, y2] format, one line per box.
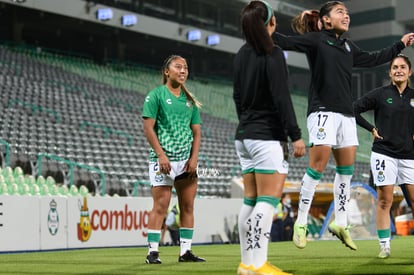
[291, 10, 320, 34]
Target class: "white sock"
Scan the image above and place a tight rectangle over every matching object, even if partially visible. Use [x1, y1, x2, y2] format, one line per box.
[147, 229, 161, 253]
[238, 201, 255, 265]
[296, 173, 319, 225]
[180, 237, 192, 255]
[333, 173, 352, 227]
[250, 201, 274, 269]
[179, 228, 194, 255]
[379, 238, 390, 249]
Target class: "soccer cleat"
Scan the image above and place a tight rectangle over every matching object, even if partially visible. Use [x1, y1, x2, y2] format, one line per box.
[145, 251, 162, 264]
[328, 221, 357, 250]
[252, 262, 292, 275]
[237, 263, 255, 275]
[178, 250, 206, 262]
[377, 246, 390, 259]
[292, 223, 308, 249]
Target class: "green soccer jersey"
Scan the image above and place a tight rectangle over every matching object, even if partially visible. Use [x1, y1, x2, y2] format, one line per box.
[142, 85, 202, 161]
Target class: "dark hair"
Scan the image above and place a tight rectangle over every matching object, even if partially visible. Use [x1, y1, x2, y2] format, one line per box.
[319, 1, 344, 19]
[291, 10, 319, 34]
[390, 54, 412, 86]
[162, 55, 202, 108]
[319, 1, 345, 29]
[390, 54, 412, 70]
[291, 1, 345, 34]
[240, 0, 274, 55]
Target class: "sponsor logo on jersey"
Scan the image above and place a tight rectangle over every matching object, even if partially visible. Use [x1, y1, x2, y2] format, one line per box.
[410, 98, 414, 107]
[166, 99, 172, 104]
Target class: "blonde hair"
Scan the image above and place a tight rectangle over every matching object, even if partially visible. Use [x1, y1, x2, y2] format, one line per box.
[162, 55, 202, 108]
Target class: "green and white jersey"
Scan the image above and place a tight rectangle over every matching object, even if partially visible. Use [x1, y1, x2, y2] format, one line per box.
[142, 85, 202, 161]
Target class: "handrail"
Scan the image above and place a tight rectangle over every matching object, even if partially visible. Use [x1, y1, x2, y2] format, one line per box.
[37, 153, 106, 196]
[79, 121, 133, 146]
[0, 139, 10, 167]
[8, 99, 61, 123]
[131, 180, 151, 197]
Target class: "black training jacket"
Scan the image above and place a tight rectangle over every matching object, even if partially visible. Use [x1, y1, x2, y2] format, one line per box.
[233, 43, 302, 142]
[353, 84, 414, 159]
[273, 29, 405, 116]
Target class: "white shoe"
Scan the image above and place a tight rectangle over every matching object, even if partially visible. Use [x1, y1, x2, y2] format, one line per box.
[378, 246, 390, 259]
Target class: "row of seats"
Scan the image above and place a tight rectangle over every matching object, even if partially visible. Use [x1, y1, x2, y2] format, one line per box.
[0, 166, 93, 197]
[0, 44, 371, 198]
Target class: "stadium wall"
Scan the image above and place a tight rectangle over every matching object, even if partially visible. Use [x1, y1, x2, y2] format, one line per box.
[0, 195, 242, 252]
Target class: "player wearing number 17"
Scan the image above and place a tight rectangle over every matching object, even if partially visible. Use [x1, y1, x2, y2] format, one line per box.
[272, 0, 414, 250]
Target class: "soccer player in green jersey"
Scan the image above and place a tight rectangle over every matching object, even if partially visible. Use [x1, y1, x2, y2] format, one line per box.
[143, 55, 205, 264]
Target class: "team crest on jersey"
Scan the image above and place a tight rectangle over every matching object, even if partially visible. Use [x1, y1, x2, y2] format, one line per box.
[282, 160, 289, 169]
[186, 101, 191, 108]
[410, 98, 414, 107]
[155, 171, 164, 182]
[317, 128, 326, 140]
[377, 171, 385, 182]
[166, 98, 172, 105]
[344, 41, 351, 52]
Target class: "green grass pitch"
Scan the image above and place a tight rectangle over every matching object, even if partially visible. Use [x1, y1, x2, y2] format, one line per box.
[1, 236, 414, 274]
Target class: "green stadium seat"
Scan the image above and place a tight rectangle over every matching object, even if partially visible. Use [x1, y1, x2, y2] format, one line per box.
[59, 185, 69, 196]
[79, 185, 89, 196]
[40, 184, 50, 196]
[0, 182, 8, 195]
[20, 183, 31, 195]
[46, 176, 56, 187]
[8, 183, 19, 195]
[13, 166, 24, 177]
[2, 167, 13, 177]
[30, 184, 41, 196]
[69, 185, 79, 196]
[49, 185, 59, 196]
[36, 175, 46, 186]
[25, 175, 37, 186]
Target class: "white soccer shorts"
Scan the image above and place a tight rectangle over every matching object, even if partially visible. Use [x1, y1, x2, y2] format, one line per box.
[307, 111, 359, 148]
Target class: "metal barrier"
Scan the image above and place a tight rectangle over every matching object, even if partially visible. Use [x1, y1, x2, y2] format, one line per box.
[37, 153, 106, 196]
[0, 139, 10, 167]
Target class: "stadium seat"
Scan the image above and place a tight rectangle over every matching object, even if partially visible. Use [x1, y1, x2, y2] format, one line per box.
[0, 45, 373, 198]
[0, 182, 8, 195]
[69, 185, 79, 196]
[59, 185, 69, 196]
[20, 183, 31, 195]
[8, 183, 19, 195]
[30, 184, 40, 196]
